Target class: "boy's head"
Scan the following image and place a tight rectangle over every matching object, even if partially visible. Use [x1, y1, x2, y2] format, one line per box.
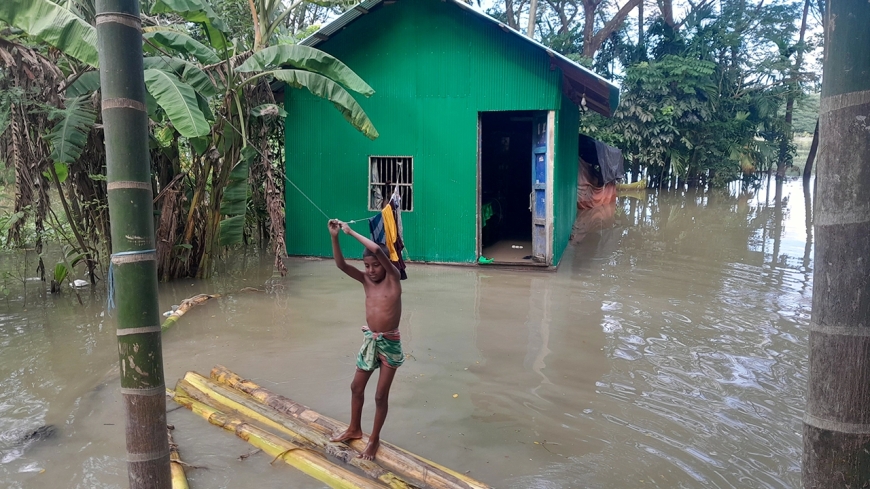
[362, 245, 390, 282]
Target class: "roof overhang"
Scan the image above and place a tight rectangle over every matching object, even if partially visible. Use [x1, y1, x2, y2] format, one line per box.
[300, 0, 619, 117]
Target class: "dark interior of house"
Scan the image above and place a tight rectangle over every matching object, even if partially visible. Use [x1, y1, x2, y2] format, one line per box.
[480, 111, 533, 256]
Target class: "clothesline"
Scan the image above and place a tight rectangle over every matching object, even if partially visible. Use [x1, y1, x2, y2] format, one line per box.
[282, 172, 399, 225]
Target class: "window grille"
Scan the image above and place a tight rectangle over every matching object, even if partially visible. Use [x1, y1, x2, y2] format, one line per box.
[369, 156, 413, 211]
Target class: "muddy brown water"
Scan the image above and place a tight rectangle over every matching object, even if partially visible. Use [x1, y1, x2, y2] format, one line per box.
[0, 179, 811, 488]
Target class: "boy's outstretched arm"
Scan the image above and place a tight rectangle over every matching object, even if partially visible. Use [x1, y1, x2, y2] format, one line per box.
[340, 222, 400, 280]
[328, 220, 364, 283]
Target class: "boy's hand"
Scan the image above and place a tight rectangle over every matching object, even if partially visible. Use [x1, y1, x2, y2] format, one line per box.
[340, 222, 352, 235]
[328, 219, 341, 237]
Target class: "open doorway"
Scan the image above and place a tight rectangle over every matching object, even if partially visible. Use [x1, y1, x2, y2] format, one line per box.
[479, 111, 534, 264]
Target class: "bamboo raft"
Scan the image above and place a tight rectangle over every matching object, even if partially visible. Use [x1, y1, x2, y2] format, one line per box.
[168, 365, 490, 489]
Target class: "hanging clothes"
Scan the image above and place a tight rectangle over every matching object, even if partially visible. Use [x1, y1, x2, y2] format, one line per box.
[382, 204, 399, 262]
[368, 191, 407, 280]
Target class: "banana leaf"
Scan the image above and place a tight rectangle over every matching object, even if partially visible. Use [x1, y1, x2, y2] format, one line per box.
[0, 0, 99, 68]
[69, 55, 218, 99]
[218, 215, 246, 246]
[143, 31, 221, 65]
[64, 71, 101, 98]
[150, 0, 229, 53]
[46, 95, 98, 166]
[237, 45, 374, 96]
[219, 146, 256, 217]
[143, 69, 210, 138]
[143, 56, 218, 97]
[269, 70, 378, 140]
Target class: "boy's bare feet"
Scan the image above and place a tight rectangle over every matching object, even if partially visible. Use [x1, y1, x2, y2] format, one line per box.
[358, 437, 379, 460]
[330, 428, 363, 443]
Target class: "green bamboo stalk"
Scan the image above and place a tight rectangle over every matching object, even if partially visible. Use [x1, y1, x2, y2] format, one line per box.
[802, 0, 870, 486]
[95, 0, 170, 487]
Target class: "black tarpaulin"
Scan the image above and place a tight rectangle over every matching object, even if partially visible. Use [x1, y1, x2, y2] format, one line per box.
[578, 134, 625, 186]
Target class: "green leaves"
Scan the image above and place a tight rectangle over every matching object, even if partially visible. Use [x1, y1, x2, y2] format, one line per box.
[144, 31, 222, 65]
[143, 57, 217, 97]
[143, 69, 211, 138]
[238, 45, 375, 97]
[218, 215, 246, 247]
[46, 95, 97, 168]
[150, 0, 230, 53]
[269, 70, 378, 140]
[219, 146, 258, 246]
[0, 0, 99, 67]
[65, 71, 100, 98]
[239, 45, 379, 139]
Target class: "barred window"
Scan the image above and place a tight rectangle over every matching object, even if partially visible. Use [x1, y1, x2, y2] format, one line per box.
[369, 156, 413, 211]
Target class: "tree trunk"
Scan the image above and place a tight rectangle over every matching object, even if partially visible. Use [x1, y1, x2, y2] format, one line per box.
[583, 0, 643, 57]
[505, 0, 519, 29]
[803, 1, 870, 487]
[526, 0, 539, 38]
[776, 0, 812, 181]
[95, 0, 171, 487]
[48, 164, 97, 283]
[658, 0, 675, 28]
[638, 0, 643, 43]
[803, 118, 819, 181]
[581, 0, 597, 56]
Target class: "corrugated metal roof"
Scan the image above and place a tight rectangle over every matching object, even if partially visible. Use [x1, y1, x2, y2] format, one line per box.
[300, 0, 620, 116]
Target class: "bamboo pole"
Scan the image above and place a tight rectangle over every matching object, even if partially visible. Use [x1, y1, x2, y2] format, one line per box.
[803, 0, 870, 486]
[176, 373, 413, 489]
[210, 365, 490, 489]
[168, 390, 390, 489]
[167, 427, 189, 489]
[161, 294, 220, 331]
[96, 0, 170, 486]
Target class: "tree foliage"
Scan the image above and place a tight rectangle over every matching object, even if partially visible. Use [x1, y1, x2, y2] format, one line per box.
[488, 0, 821, 188]
[0, 0, 376, 282]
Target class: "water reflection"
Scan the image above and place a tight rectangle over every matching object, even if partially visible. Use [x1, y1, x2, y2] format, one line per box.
[0, 179, 813, 488]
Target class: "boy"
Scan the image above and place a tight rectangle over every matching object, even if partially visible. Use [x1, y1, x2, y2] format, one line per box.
[327, 219, 404, 460]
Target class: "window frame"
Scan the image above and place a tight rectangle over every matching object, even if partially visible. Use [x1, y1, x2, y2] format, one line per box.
[368, 155, 414, 212]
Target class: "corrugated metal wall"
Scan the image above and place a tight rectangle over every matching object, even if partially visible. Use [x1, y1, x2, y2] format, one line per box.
[284, 0, 564, 262]
[553, 93, 580, 265]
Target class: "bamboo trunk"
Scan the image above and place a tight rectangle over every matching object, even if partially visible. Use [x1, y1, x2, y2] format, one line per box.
[97, 0, 171, 486]
[175, 373, 412, 489]
[210, 365, 490, 489]
[803, 0, 870, 486]
[168, 389, 390, 489]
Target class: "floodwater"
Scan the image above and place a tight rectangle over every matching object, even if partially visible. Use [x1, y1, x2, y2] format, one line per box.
[0, 178, 812, 488]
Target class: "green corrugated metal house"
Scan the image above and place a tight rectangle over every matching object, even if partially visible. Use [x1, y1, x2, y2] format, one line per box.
[285, 0, 618, 267]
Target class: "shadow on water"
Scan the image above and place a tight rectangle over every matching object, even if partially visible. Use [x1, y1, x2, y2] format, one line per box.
[0, 179, 812, 488]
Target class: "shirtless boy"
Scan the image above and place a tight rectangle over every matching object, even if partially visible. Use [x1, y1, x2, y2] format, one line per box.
[327, 219, 403, 460]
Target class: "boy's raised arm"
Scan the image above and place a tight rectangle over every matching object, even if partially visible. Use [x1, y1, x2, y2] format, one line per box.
[341, 223, 400, 280]
[329, 220, 364, 283]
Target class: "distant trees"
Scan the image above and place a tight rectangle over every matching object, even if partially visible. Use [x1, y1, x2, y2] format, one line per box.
[487, 0, 822, 189]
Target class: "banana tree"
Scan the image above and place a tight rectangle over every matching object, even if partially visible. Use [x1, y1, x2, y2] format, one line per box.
[3, 0, 379, 279]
